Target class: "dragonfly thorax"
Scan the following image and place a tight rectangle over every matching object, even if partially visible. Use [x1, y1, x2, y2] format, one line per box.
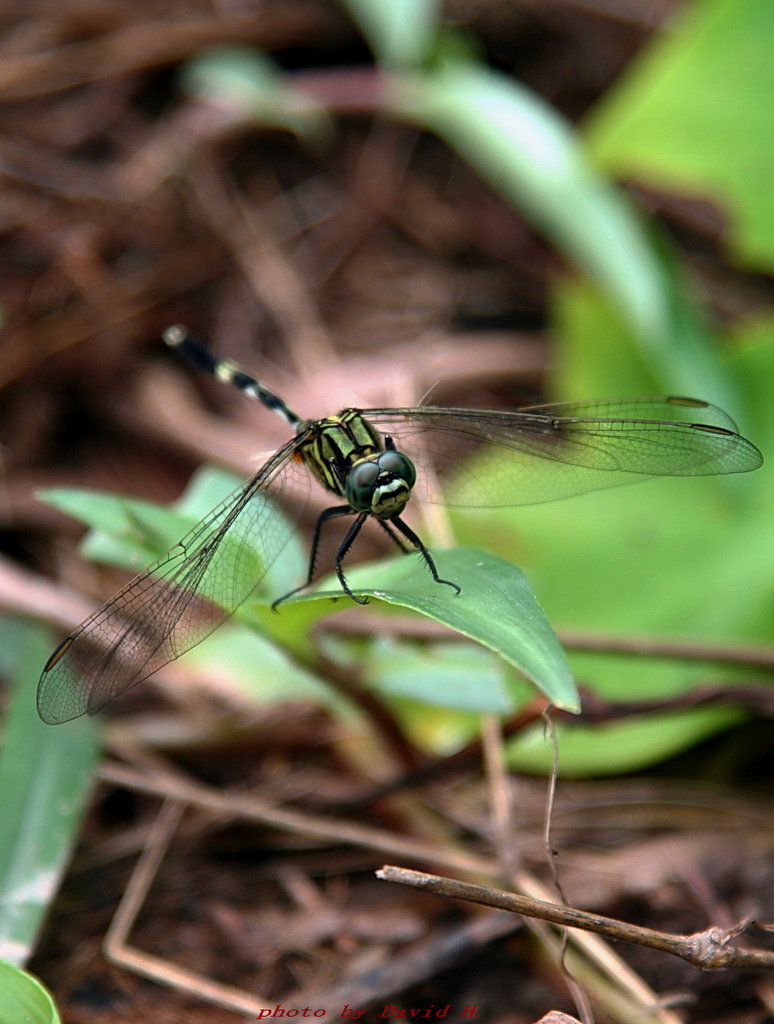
[296, 409, 417, 519]
[345, 450, 417, 518]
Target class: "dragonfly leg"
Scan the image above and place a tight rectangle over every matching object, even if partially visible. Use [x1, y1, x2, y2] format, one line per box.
[390, 516, 461, 595]
[333, 512, 370, 604]
[375, 518, 414, 554]
[272, 505, 355, 610]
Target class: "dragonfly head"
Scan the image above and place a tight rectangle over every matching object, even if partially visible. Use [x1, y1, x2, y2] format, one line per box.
[345, 450, 417, 519]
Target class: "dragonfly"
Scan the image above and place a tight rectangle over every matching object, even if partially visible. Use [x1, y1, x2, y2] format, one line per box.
[37, 325, 762, 724]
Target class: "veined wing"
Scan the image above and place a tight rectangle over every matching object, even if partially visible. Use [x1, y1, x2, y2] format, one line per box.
[515, 395, 740, 429]
[364, 397, 762, 507]
[37, 436, 306, 724]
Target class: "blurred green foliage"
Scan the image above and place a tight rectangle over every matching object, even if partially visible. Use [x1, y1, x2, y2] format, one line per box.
[586, 0, 774, 268]
[0, 621, 98, 975]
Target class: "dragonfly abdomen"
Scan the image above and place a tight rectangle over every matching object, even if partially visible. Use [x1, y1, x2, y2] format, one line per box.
[163, 325, 302, 428]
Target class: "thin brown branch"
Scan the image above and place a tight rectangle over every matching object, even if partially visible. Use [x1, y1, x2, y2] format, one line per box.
[98, 761, 493, 877]
[377, 865, 774, 971]
[560, 629, 774, 670]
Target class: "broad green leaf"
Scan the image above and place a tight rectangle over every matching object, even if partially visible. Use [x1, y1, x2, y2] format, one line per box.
[341, 0, 440, 68]
[174, 465, 249, 518]
[38, 487, 197, 571]
[282, 548, 578, 712]
[449, 390, 768, 768]
[550, 275, 743, 422]
[0, 961, 60, 1024]
[586, 0, 774, 269]
[364, 636, 512, 714]
[0, 621, 99, 966]
[178, 622, 346, 712]
[177, 467, 307, 597]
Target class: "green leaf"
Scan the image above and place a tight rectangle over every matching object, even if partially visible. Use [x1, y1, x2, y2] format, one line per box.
[550, 274, 743, 418]
[38, 486, 197, 571]
[341, 0, 440, 68]
[506, 705, 748, 777]
[37, 467, 307, 595]
[173, 464, 248, 517]
[455, 462, 765, 689]
[0, 620, 99, 966]
[0, 961, 60, 1024]
[287, 548, 578, 712]
[178, 622, 347, 712]
[37, 477, 576, 713]
[393, 60, 673, 343]
[585, 0, 774, 269]
[364, 636, 512, 714]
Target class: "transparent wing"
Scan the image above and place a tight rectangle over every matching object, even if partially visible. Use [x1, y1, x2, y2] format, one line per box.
[364, 397, 762, 507]
[37, 436, 307, 724]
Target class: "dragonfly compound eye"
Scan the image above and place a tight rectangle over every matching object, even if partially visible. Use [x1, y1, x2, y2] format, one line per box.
[345, 460, 381, 512]
[377, 450, 417, 488]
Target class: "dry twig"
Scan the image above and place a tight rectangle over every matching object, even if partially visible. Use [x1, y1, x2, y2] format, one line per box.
[378, 865, 774, 972]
